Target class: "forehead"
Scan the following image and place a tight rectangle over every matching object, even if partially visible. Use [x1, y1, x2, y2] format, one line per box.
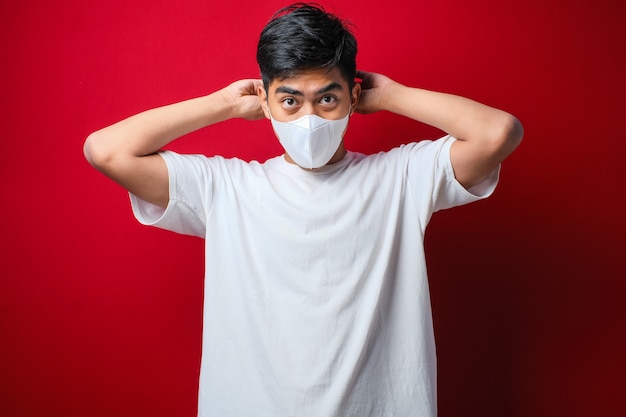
[268, 67, 349, 95]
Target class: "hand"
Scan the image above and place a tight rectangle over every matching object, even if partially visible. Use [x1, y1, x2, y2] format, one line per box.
[219, 79, 266, 121]
[355, 71, 397, 115]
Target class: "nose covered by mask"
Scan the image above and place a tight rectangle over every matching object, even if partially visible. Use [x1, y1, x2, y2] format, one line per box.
[270, 113, 350, 169]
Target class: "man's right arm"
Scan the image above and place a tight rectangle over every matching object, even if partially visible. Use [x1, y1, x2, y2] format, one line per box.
[83, 79, 265, 208]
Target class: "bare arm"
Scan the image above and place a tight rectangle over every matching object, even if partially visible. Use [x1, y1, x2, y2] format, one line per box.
[83, 79, 265, 208]
[356, 71, 523, 189]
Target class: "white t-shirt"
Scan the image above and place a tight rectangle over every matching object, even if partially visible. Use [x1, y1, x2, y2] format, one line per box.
[131, 136, 499, 417]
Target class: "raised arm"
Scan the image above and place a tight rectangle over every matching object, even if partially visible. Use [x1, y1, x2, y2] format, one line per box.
[356, 71, 523, 189]
[83, 79, 265, 208]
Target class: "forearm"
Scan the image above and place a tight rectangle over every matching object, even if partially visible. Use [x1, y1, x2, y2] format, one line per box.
[357, 71, 523, 189]
[83, 79, 262, 207]
[381, 82, 517, 144]
[84, 91, 234, 167]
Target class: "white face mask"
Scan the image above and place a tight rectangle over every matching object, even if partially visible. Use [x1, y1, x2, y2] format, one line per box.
[270, 112, 350, 169]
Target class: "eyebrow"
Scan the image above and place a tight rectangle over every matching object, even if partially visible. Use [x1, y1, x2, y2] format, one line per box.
[275, 82, 344, 96]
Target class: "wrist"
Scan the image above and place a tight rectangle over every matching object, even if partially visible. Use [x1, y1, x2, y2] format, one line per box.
[208, 89, 239, 123]
[380, 81, 404, 114]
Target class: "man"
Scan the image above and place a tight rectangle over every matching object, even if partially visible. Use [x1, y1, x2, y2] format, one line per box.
[84, 4, 522, 416]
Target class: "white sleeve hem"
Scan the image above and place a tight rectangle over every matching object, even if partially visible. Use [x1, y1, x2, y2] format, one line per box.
[129, 192, 172, 226]
[127, 150, 207, 238]
[442, 136, 500, 200]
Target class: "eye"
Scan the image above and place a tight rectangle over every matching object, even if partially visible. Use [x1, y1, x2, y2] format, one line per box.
[282, 97, 298, 108]
[319, 95, 337, 105]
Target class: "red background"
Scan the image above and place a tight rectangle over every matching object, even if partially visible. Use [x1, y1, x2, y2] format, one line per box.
[2, 0, 625, 416]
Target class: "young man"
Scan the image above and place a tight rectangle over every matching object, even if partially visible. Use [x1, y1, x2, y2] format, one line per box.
[84, 4, 522, 416]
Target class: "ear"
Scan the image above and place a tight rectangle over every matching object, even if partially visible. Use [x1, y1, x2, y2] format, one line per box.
[257, 84, 271, 119]
[350, 83, 361, 115]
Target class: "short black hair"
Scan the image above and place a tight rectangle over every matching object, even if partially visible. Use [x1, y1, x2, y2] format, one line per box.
[257, 3, 357, 90]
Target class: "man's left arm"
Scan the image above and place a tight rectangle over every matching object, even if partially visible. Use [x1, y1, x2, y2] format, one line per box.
[356, 71, 523, 190]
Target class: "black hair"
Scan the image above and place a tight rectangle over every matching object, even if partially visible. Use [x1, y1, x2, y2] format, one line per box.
[256, 3, 357, 90]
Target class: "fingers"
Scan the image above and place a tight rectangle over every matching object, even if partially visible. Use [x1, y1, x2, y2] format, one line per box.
[248, 79, 263, 90]
[355, 70, 368, 80]
[356, 70, 377, 79]
[355, 70, 381, 90]
[240, 79, 262, 95]
[229, 79, 263, 95]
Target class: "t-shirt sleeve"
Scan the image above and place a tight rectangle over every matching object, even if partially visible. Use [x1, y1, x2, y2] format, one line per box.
[129, 150, 214, 238]
[407, 135, 500, 212]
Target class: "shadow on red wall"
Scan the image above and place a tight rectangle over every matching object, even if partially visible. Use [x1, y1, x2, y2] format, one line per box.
[1, 0, 624, 416]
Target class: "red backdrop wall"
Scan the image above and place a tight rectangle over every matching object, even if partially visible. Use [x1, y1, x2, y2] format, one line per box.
[2, 1, 624, 416]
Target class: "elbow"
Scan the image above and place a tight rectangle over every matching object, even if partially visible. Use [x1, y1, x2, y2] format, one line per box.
[83, 133, 96, 167]
[504, 114, 524, 150]
[506, 114, 524, 149]
[491, 113, 524, 158]
[83, 130, 114, 171]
